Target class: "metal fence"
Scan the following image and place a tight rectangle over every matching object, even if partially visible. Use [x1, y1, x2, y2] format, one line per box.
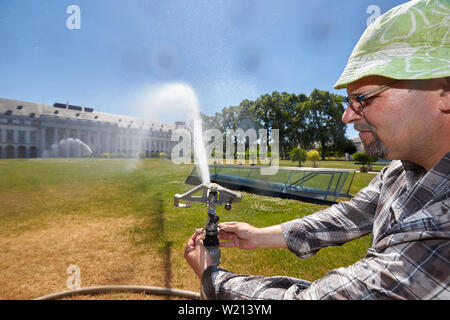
[186, 164, 356, 204]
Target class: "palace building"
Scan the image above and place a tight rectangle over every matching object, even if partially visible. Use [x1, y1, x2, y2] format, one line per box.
[0, 97, 186, 159]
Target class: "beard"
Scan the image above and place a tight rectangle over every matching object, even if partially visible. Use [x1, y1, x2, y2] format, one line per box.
[362, 132, 389, 159]
[355, 121, 389, 159]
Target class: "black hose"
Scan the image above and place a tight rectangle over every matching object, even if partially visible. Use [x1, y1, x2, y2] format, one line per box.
[34, 285, 200, 300]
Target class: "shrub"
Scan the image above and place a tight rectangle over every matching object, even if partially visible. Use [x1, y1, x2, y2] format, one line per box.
[139, 152, 146, 159]
[290, 147, 307, 167]
[307, 150, 320, 167]
[353, 152, 378, 171]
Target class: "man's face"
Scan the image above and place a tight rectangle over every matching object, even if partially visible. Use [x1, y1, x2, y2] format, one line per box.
[342, 76, 435, 160]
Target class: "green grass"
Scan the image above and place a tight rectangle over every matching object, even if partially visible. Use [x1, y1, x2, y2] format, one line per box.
[0, 158, 376, 285]
[279, 159, 388, 172]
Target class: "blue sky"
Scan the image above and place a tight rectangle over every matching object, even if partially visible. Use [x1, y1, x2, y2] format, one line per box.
[0, 0, 407, 139]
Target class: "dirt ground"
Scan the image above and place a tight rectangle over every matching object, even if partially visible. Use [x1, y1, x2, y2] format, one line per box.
[0, 215, 200, 300]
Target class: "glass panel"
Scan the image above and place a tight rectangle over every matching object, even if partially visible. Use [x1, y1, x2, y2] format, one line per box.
[187, 165, 356, 203]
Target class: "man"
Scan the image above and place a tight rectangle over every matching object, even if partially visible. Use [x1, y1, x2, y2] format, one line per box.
[185, 0, 449, 299]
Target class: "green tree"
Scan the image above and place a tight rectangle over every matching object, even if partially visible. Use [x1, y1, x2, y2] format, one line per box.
[250, 92, 308, 159]
[290, 94, 309, 150]
[353, 152, 369, 167]
[290, 147, 307, 167]
[303, 89, 347, 160]
[279, 92, 308, 158]
[340, 138, 358, 157]
[353, 152, 377, 171]
[202, 89, 347, 162]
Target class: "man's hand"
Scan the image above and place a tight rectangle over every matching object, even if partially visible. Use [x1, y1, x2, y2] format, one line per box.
[184, 229, 213, 279]
[218, 222, 287, 250]
[218, 222, 259, 249]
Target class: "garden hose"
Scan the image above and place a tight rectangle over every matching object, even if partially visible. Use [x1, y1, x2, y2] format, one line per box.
[34, 285, 200, 300]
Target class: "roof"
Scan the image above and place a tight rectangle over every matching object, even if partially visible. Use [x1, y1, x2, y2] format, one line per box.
[0, 97, 180, 132]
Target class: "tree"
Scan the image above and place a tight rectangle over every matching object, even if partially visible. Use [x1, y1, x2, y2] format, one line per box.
[303, 89, 347, 160]
[307, 149, 320, 167]
[353, 152, 377, 172]
[281, 92, 308, 156]
[353, 152, 369, 167]
[339, 138, 358, 157]
[290, 147, 307, 167]
[201, 89, 348, 162]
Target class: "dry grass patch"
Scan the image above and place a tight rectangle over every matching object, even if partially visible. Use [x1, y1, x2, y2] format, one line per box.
[59, 292, 183, 300]
[0, 215, 200, 300]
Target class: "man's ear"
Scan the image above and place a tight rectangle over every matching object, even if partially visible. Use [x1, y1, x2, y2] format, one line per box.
[438, 77, 450, 113]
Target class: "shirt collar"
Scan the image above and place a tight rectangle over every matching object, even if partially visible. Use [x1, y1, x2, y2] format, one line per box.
[400, 152, 450, 173]
[400, 160, 425, 172]
[400, 152, 450, 189]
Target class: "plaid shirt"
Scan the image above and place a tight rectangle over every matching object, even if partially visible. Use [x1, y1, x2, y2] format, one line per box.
[201, 152, 450, 300]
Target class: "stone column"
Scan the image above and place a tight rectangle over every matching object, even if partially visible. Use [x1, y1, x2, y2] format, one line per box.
[65, 129, 70, 158]
[52, 128, 56, 157]
[76, 129, 81, 157]
[40, 127, 46, 158]
[54, 128, 59, 157]
[113, 134, 117, 154]
[87, 131, 92, 155]
[25, 131, 30, 158]
[105, 132, 110, 155]
[96, 132, 101, 154]
[109, 133, 114, 155]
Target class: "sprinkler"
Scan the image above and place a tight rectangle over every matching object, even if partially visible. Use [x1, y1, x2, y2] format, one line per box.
[174, 183, 241, 266]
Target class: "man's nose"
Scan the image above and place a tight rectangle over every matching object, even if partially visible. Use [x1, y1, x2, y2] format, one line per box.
[342, 105, 363, 124]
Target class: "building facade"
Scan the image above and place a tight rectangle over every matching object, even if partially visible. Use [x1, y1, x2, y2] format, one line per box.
[0, 97, 185, 159]
[351, 137, 364, 153]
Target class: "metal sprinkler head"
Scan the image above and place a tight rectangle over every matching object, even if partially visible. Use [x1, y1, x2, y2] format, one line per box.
[174, 183, 241, 267]
[174, 183, 241, 209]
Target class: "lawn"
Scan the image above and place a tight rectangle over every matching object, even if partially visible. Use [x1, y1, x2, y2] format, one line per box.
[279, 159, 388, 172]
[0, 158, 377, 299]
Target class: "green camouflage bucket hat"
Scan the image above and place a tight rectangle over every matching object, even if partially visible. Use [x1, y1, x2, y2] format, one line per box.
[334, 0, 450, 89]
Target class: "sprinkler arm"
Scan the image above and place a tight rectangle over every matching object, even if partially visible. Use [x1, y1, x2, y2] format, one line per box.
[174, 182, 242, 287]
[174, 183, 241, 209]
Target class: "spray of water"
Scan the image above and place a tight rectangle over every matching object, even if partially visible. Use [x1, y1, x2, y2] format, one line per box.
[138, 82, 210, 184]
[48, 138, 94, 157]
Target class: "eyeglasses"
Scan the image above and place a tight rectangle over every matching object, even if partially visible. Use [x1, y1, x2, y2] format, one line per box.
[343, 81, 398, 112]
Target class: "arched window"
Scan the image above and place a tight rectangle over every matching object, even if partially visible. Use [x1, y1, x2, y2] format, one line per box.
[6, 145, 14, 158]
[18, 146, 26, 158]
[30, 147, 38, 158]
